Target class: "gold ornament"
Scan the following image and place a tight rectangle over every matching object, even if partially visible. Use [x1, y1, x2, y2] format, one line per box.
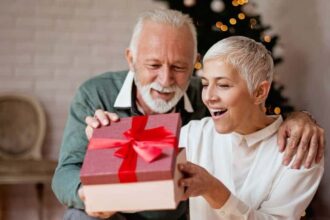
[229, 18, 237, 25]
[274, 107, 281, 115]
[194, 62, 202, 70]
[238, 13, 246, 20]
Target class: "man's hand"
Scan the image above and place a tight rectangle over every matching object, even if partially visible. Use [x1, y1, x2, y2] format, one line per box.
[85, 109, 120, 140]
[278, 111, 325, 169]
[78, 186, 116, 219]
[178, 162, 230, 209]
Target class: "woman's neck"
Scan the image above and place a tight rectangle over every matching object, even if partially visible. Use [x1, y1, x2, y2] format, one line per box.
[235, 109, 275, 135]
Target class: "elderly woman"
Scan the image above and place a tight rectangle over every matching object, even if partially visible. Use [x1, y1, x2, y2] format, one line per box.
[178, 36, 324, 220]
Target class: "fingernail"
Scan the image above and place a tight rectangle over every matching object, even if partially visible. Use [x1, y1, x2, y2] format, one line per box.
[102, 119, 109, 125]
[92, 122, 99, 128]
[305, 162, 311, 168]
[283, 159, 289, 166]
[278, 145, 284, 152]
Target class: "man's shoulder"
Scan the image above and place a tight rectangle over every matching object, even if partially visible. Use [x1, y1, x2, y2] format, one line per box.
[73, 70, 129, 104]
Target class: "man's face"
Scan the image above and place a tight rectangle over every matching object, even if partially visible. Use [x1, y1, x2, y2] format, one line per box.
[126, 21, 196, 113]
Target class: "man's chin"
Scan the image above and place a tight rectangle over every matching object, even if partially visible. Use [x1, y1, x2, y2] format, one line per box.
[146, 100, 176, 113]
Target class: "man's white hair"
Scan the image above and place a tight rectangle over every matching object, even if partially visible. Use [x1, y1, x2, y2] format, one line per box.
[203, 36, 274, 94]
[129, 9, 197, 62]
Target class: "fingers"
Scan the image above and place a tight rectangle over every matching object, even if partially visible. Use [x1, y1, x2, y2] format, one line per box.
[277, 125, 287, 152]
[94, 109, 119, 125]
[85, 116, 100, 128]
[283, 126, 324, 169]
[85, 126, 93, 140]
[84, 110, 120, 140]
[85, 110, 120, 127]
[316, 127, 325, 163]
[304, 134, 318, 168]
[282, 134, 300, 166]
[291, 128, 312, 169]
[178, 162, 198, 176]
[78, 186, 85, 201]
[179, 177, 202, 200]
[87, 211, 116, 219]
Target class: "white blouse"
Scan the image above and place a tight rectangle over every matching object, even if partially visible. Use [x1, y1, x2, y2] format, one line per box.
[180, 116, 324, 220]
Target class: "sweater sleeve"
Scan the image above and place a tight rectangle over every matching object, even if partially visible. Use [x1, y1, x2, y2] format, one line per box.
[51, 85, 96, 209]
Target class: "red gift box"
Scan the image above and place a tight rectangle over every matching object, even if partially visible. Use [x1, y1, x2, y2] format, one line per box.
[80, 113, 186, 212]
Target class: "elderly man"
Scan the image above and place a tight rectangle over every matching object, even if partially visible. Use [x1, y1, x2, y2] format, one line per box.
[52, 9, 324, 220]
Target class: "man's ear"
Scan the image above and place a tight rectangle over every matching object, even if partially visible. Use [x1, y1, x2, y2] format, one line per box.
[125, 48, 134, 72]
[253, 80, 271, 105]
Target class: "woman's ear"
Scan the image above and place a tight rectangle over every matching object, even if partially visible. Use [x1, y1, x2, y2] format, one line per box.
[253, 81, 271, 105]
[125, 48, 134, 72]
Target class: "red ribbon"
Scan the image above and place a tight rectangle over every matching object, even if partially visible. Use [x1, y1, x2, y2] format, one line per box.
[87, 116, 177, 183]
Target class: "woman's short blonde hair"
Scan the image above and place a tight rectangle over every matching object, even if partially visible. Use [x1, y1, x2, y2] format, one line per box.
[203, 36, 274, 94]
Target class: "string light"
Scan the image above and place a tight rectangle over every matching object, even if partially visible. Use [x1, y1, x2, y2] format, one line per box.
[249, 18, 257, 29]
[238, 0, 245, 5]
[229, 18, 237, 25]
[216, 21, 223, 28]
[232, 0, 239, 7]
[250, 18, 257, 25]
[220, 24, 228, 31]
[238, 13, 246, 20]
[194, 62, 202, 70]
[263, 35, 271, 43]
[274, 107, 281, 115]
[183, 0, 196, 7]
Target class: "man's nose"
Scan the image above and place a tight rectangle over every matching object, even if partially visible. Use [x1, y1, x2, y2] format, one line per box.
[158, 66, 174, 87]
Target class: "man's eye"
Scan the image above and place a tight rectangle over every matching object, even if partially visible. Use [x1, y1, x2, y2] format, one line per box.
[173, 66, 185, 71]
[148, 64, 161, 69]
[201, 84, 208, 88]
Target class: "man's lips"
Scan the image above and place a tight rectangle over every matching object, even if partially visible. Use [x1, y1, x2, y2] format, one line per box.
[151, 89, 174, 101]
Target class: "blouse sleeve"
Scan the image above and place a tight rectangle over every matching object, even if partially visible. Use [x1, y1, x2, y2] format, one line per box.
[215, 159, 324, 220]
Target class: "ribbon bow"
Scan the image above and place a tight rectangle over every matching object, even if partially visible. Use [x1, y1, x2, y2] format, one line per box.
[87, 116, 177, 182]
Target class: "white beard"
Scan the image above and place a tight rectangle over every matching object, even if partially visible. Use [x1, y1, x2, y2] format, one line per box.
[134, 75, 187, 113]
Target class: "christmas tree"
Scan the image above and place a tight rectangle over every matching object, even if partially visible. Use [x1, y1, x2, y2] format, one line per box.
[155, 0, 294, 117]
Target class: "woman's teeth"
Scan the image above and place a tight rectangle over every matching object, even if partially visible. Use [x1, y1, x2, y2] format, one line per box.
[211, 109, 228, 116]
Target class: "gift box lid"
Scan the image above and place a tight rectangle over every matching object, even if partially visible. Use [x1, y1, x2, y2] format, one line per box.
[80, 113, 182, 185]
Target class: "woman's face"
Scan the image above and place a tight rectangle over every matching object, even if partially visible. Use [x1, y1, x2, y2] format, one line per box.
[201, 58, 257, 134]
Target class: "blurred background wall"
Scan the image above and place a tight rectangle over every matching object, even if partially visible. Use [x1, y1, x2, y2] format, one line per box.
[0, 0, 329, 219]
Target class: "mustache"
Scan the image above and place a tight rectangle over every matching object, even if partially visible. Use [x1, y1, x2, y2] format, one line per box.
[149, 82, 178, 93]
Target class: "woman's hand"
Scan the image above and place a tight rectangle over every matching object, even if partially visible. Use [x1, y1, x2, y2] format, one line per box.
[178, 162, 231, 209]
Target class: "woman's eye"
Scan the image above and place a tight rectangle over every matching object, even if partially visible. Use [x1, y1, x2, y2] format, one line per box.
[218, 84, 230, 88]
